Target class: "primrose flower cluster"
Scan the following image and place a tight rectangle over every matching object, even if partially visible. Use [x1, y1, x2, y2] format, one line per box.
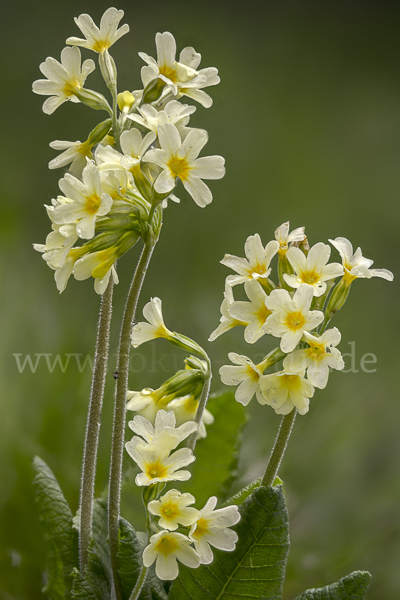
[211, 222, 393, 415]
[33, 8, 225, 294]
[125, 410, 240, 580]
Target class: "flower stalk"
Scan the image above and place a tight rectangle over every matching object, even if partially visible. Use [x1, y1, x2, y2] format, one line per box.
[261, 409, 297, 487]
[129, 566, 148, 600]
[187, 358, 212, 452]
[79, 276, 114, 572]
[108, 231, 159, 600]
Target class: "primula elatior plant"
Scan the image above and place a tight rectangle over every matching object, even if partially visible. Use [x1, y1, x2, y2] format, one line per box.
[31, 7, 394, 600]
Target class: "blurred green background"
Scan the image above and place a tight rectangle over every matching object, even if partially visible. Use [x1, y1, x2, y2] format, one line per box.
[1, 0, 399, 597]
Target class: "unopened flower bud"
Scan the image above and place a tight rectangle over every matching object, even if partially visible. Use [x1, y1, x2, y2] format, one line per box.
[74, 88, 112, 113]
[87, 119, 112, 146]
[117, 90, 135, 112]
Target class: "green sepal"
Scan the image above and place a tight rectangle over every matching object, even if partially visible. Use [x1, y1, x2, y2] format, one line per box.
[293, 570, 372, 600]
[32, 456, 79, 600]
[178, 392, 246, 506]
[169, 485, 289, 600]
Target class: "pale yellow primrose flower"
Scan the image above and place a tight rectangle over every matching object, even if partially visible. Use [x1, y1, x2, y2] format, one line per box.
[265, 285, 324, 353]
[208, 283, 249, 342]
[128, 100, 198, 140]
[275, 221, 306, 254]
[32, 46, 95, 114]
[127, 410, 197, 454]
[143, 123, 225, 207]
[284, 242, 344, 297]
[73, 248, 119, 295]
[260, 365, 315, 415]
[126, 388, 173, 423]
[189, 497, 240, 565]
[125, 436, 195, 487]
[49, 139, 94, 178]
[66, 8, 129, 54]
[95, 129, 156, 177]
[283, 328, 344, 389]
[148, 489, 200, 531]
[167, 395, 214, 439]
[142, 530, 200, 580]
[140, 31, 220, 108]
[53, 161, 113, 239]
[228, 280, 271, 344]
[131, 298, 172, 347]
[219, 353, 264, 406]
[221, 234, 279, 286]
[329, 237, 394, 284]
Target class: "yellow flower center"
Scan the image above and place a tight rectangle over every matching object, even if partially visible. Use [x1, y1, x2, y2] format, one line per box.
[167, 156, 190, 180]
[92, 40, 110, 53]
[161, 502, 179, 520]
[159, 64, 178, 83]
[155, 535, 179, 556]
[281, 374, 301, 390]
[63, 80, 81, 97]
[246, 364, 260, 381]
[285, 311, 306, 331]
[301, 269, 319, 284]
[146, 461, 168, 480]
[306, 343, 326, 361]
[257, 305, 272, 324]
[192, 517, 209, 539]
[85, 194, 101, 215]
[343, 268, 357, 284]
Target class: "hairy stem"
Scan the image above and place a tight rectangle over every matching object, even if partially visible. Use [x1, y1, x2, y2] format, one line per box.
[79, 278, 114, 572]
[261, 410, 297, 487]
[129, 566, 148, 600]
[187, 360, 212, 452]
[108, 239, 157, 600]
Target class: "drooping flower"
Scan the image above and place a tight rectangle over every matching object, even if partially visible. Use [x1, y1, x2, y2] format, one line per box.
[140, 32, 219, 107]
[329, 237, 394, 283]
[219, 353, 264, 406]
[275, 221, 306, 254]
[227, 280, 271, 343]
[32, 46, 95, 114]
[66, 8, 129, 54]
[167, 395, 214, 439]
[283, 328, 344, 389]
[131, 298, 173, 347]
[189, 497, 240, 564]
[264, 285, 324, 353]
[259, 365, 315, 415]
[142, 530, 200, 580]
[208, 283, 249, 341]
[125, 437, 195, 486]
[53, 161, 114, 239]
[284, 242, 343, 297]
[73, 247, 119, 294]
[128, 410, 197, 453]
[221, 234, 279, 286]
[148, 489, 199, 531]
[143, 123, 225, 207]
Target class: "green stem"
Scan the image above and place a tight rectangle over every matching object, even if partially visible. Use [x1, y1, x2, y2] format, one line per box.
[261, 410, 297, 487]
[129, 566, 148, 600]
[108, 238, 157, 600]
[187, 360, 212, 452]
[111, 86, 121, 152]
[79, 277, 114, 572]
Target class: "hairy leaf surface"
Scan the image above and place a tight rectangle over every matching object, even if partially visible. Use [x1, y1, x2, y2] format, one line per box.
[294, 571, 372, 600]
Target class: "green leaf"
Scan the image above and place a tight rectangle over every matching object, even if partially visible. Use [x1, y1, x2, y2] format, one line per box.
[117, 517, 151, 600]
[42, 540, 66, 600]
[71, 569, 98, 600]
[293, 571, 372, 600]
[223, 476, 283, 507]
[169, 485, 289, 600]
[180, 392, 246, 506]
[91, 497, 112, 584]
[32, 456, 79, 599]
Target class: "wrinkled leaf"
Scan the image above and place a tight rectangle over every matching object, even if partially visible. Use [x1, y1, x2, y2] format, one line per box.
[169, 485, 289, 600]
[294, 570, 372, 600]
[117, 517, 151, 600]
[32, 456, 79, 599]
[42, 540, 65, 600]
